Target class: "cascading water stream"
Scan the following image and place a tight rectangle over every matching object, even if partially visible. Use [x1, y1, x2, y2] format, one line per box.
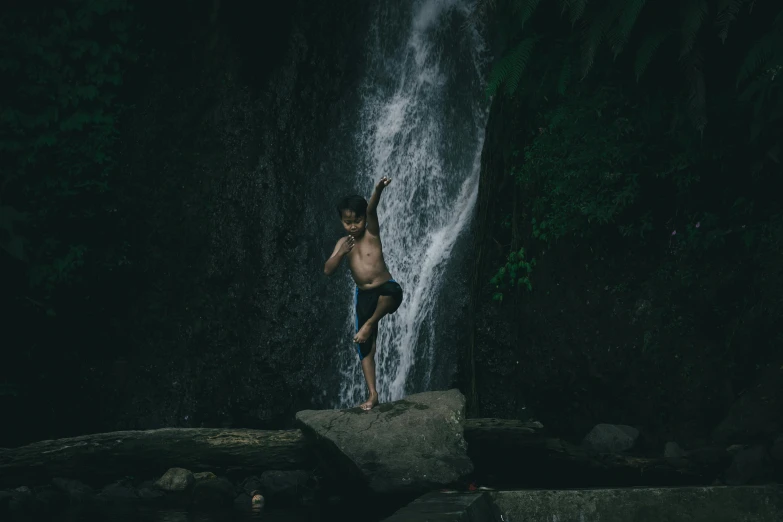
[336, 0, 489, 407]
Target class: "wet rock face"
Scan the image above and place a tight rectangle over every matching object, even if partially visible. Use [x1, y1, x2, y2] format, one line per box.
[295, 389, 473, 495]
[110, 0, 373, 430]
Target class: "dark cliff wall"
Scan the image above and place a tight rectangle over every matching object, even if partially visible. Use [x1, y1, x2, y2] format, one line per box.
[467, 93, 783, 453]
[2, 0, 371, 445]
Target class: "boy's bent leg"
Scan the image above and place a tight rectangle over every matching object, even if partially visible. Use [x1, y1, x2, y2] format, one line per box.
[353, 295, 400, 344]
[359, 333, 379, 411]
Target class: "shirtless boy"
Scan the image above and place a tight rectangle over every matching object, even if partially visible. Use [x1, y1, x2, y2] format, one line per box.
[324, 176, 403, 411]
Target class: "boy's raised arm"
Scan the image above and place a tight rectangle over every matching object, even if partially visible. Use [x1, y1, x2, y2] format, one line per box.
[366, 176, 391, 236]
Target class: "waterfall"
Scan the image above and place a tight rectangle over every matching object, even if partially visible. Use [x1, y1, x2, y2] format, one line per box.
[335, 0, 489, 407]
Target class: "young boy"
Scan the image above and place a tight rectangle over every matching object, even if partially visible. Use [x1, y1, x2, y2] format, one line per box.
[324, 177, 403, 411]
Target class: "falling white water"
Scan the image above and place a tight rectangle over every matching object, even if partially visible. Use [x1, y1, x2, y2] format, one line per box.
[337, 0, 489, 406]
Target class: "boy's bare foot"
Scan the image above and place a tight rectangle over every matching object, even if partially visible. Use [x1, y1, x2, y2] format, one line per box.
[353, 321, 376, 344]
[359, 393, 379, 411]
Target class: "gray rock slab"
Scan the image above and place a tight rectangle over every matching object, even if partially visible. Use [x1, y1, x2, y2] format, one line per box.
[382, 491, 495, 522]
[295, 389, 473, 494]
[664, 441, 686, 459]
[100, 481, 138, 501]
[51, 477, 94, 502]
[724, 445, 772, 485]
[154, 467, 194, 492]
[583, 424, 639, 453]
[491, 485, 783, 522]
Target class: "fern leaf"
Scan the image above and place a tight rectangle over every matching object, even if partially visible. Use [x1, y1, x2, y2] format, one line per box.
[486, 36, 539, 98]
[738, 74, 768, 103]
[581, 6, 621, 78]
[679, 0, 708, 58]
[557, 0, 571, 16]
[513, 0, 542, 30]
[682, 49, 707, 132]
[634, 27, 671, 81]
[556, 57, 572, 95]
[567, 0, 588, 26]
[504, 35, 541, 96]
[751, 81, 767, 117]
[739, 64, 781, 143]
[736, 30, 782, 86]
[607, 0, 648, 58]
[715, 0, 747, 43]
[485, 58, 514, 98]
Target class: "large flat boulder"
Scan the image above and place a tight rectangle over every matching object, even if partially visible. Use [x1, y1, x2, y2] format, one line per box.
[491, 485, 783, 522]
[295, 389, 473, 494]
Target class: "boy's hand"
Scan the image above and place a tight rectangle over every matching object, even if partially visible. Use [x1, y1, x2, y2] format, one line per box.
[339, 235, 355, 254]
[376, 176, 392, 190]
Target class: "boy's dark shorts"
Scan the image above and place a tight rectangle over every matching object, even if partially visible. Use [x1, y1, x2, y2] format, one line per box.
[354, 279, 403, 359]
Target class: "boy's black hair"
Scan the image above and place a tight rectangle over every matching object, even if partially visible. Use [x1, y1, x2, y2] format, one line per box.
[336, 194, 368, 218]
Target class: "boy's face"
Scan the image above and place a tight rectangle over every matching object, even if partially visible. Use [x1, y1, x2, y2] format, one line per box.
[340, 209, 366, 238]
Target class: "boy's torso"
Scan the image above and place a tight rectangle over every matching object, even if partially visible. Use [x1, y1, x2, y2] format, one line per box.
[347, 232, 392, 290]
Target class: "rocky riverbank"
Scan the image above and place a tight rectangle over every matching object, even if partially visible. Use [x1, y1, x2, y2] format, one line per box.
[1, 390, 781, 521]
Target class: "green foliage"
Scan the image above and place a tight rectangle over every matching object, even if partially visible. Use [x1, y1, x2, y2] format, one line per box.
[479, 0, 783, 441]
[515, 86, 646, 241]
[490, 247, 536, 301]
[736, 9, 783, 87]
[0, 1, 136, 306]
[485, 35, 540, 98]
[486, 82, 733, 294]
[485, 0, 782, 134]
